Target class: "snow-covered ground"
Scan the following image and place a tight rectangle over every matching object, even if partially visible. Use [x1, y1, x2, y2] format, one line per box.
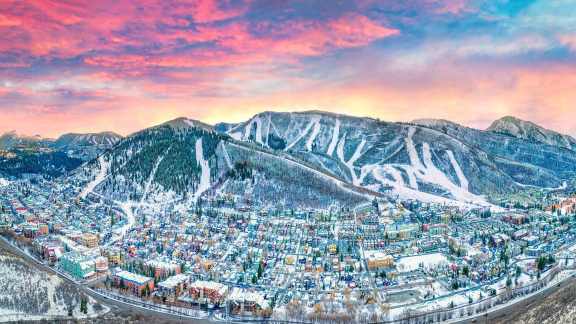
[326, 118, 340, 156]
[0, 251, 108, 320]
[370, 127, 495, 209]
[193, 137, 211, 201]
[79, 155, 109, 199]
[396, 253, 448, 272]
[285, 115, 321, 151]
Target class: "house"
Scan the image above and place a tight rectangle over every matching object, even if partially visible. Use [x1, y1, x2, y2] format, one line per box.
[365, 251, 394, 270]
[227, 288, 269, 314]
[59, 251, 96, 279]
[112, 269, 154, 296]
[81, 233, 99, 248]
[145, 259, 181, 279]
[157, 273, 190, 296]
[189, 280, 229, 304]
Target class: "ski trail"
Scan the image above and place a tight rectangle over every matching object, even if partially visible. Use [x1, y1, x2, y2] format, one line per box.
[285, 116, 320, 151]
[348, 138, 366, 166]
[336, 135, 346, 163]
[193, 138, 211, 201]
[446, 150, 469, 190]
[243, 117, 263, 144]
[79, 155, 108, 199]
[400, 166, 419, 189]
[327, 118, 340, 156]
[305, 117, 321, 151]
[116, 201, 136, 243]
[405, 127, 425, 171]
[264, 113, 272, 146]
[337, 136, 366, 186]
[221, 142, 233, 169]
[140, 153, 166, 205]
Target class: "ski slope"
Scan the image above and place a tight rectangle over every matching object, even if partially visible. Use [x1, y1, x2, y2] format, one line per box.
[285, 115, 321, 151]
[305, 117, 321, 151]
[79, 155, 108, 199]
[193, 138, 211, 201]
[326, 118, 340, 156]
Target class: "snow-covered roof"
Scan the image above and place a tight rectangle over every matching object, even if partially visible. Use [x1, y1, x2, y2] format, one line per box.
[114, 270, 153, 285]
[190, 280, 228, 295]
[228, 288, 268, 308]
[158, 274, 189, 289]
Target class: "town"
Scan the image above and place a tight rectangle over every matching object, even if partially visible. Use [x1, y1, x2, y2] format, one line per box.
[1, 176, 576, 323]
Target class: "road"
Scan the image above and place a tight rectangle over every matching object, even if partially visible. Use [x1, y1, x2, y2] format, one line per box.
[452, 272, 576, 324]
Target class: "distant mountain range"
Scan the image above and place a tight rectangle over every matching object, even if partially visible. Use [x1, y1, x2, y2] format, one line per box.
[0, 131, 123, 178]
[0, 131, 122, 151]
[69, 111, 576, 209]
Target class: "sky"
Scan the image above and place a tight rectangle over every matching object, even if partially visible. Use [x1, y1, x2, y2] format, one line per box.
[1, 0, 576, 137]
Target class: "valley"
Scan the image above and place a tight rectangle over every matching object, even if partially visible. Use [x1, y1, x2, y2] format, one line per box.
[2, 111, 576, 323]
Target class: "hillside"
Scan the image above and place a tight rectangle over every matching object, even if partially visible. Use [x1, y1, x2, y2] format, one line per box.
[488, 116, 576, 150]
[69, 111, 576, 210]
[75, 118, 368, 209]
[218, 111, 576, 207]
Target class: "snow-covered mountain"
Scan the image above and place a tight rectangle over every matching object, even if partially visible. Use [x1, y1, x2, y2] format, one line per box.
[0, 131, 50, 149]
[75, 117, 368, 209]
[54, 132, 122, 148]
[71, 111, 576, 210]
[487, 116, 576, 150]
[216, 111, 576, 207]
[53, 132, 123, 161]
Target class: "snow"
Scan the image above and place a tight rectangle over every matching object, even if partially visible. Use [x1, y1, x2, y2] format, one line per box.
[446, 150, 469, 190]
[0, 252, 108, 320]
[372, 127, 490, 208]
[285, 115, 321, 151]
[193, 138, 211, 201]
[0, 178, 9, 187]
[400, 165, 419, 189]
[220, 142, 233, 169]
[139, 153, 166, 204]
[79, 155, 109, 199]
[229, 132, 242, 140]
[243, 116, 264, 144]
[305, 117, 321, 151]
[405, 127, 425, 171]
[336, 134, 368, 186]
[327, 118, 340, 156]
[110, 201, 136, 245]
[396, 253, 448, 272]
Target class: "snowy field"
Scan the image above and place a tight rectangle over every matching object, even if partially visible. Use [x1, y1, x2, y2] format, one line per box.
[397, 253, 449, 272]
[0, 249, 108, 321]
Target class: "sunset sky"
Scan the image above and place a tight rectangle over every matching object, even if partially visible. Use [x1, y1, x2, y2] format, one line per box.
[1, 0, 576, 137]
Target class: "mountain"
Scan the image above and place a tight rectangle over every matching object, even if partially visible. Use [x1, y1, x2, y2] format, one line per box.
[54, 132, 122, 148]
[53, 132, 123, 161]
[217, 111, 576, 207]
[70, 111, 576, 210]
[74, 117, 369, 210]
[487, 116, 576, 150]
[0, 131, 50, 149]
[0, 130, 122, 177]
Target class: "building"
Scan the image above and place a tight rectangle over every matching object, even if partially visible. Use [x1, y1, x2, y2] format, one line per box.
[59, 251, 96, 279]
[189, 280, 228, 304]
[157, 273, 190, 296]
[366, 251, 394, 270]
[33, 236, 64, 265]
[227, 288, 269, 314]
[95, 256, 109, 273]
[112, 269, 154, 296]
[145, 259, 181, 279]
[81, 233, 99, 248]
